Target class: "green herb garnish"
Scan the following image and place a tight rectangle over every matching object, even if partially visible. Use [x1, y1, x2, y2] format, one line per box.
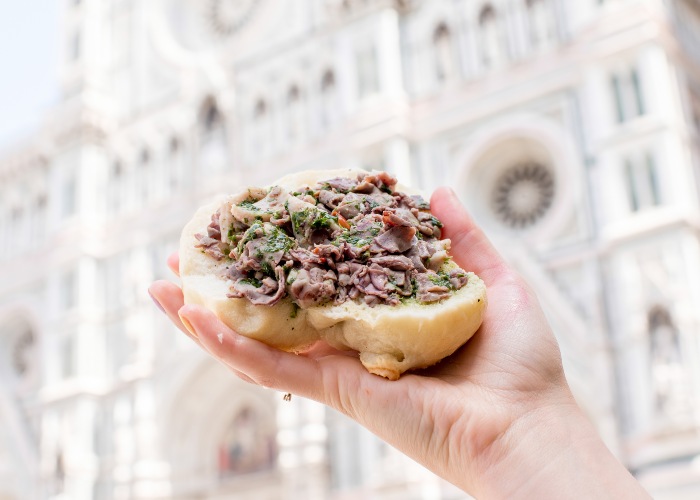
[263, 226, 295, 254]
[333, 222, 382, 247]
[430, 216, 443, 228]
[239, 278, 263, 288]
[310, 210, 338, 229]
[428, 270, 453, 289]
[238, 199, 260, 211]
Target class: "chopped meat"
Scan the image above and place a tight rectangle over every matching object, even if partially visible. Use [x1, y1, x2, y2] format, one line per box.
[370, 255, 414, 271]
[195, 234, 226, 260]
[289, 267, 337, 308]
[289, 247, 325, 268]
[372, 225, 417, 254]
[382, 210, 412, 228]
[195, 211, 227, 260]
[353, 180, 378, 194]
[415, 273, 451, 303]
[366, 192, 397, 211]
[449, 269, 469, 289]
[318, 189, 345, 210]
[416, 211, 442, 239]
[335, 193, 363, 219]
[228, 266, 287, 306]
[200, 172, 471, 308]
[323, 177, 357, 193]
[395, 192, 431, 210]
[313, 243, 343, 265]
[270, 209, 290, 227]
[354, 172, 397, 194]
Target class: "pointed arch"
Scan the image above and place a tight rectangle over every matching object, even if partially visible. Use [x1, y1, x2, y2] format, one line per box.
[248, 97, 271, 159]
[253, 98, 268, 119]
[160, 356, 279, 489]
[200, 97, 224, 132]
[169, 136, 186, 190]
[433, 22, 455, 83]
[478, 4, 505, 69]
[320, 69, 338, 129]
[198, 97, 228, 172]
[285, 84, 304, 144]
[526, 0, 556, 50]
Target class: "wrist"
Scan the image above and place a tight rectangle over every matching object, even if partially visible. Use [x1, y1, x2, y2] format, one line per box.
[471, 392, 650, 499]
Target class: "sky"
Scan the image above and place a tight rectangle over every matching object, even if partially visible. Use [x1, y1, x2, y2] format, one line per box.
[0, 0, 60, 152]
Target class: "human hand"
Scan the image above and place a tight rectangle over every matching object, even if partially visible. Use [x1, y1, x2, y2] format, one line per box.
[149, 187, 649, 499]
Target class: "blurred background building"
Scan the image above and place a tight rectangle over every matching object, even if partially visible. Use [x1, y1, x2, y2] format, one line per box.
[1, 0, 700, 498]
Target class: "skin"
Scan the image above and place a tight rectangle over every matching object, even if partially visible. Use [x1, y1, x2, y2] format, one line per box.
[149, 187, 651, 499]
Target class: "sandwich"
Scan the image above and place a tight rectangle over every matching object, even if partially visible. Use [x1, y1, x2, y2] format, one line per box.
[180, 168, 486, 380]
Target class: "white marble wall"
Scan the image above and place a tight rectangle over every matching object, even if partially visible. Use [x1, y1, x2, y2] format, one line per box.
[1, 0, 700, 498]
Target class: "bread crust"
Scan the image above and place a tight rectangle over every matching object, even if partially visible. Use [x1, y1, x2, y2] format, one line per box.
[180, 168, 487, 379]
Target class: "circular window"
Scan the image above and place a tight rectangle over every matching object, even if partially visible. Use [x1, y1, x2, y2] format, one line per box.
[206, 0, 260, 37]
[162, 0, 265, 52]
[491, 163, 554, 229]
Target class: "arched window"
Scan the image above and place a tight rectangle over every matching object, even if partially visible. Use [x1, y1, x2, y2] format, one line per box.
[0, 317, 37, 389]
[285, 85, 303, 144]
[433, 23, 455, 83]
[32, 193, 47, 244]
[199, 98, 228, 172]
[648, 306, 689, 420]
[169, 138, 185, 191]
[250, 98, 270, 159]
[139, 149, 151, 205]
[217, 405, 276, 476]
[108, 161, 123, 215]
[254, 99, 267, 120]
[479, 5, 505, 69]
[320, 70, 337, 129]
[526, 0, 555, 50]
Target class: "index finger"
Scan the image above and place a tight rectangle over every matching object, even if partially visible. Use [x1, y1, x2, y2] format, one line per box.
[167, 252, 180, 277]
[430, 187, 507, 284]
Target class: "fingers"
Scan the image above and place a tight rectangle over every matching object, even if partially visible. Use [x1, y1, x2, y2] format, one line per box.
[149, 280, 201, 346]
[178, 304, 368, 408]
[149, 281, 254, 381]
[430, 187, 507, 284]
[179, 304, 324, 399]
[167, 252, 180, 277]
[299, 340, 359, 360]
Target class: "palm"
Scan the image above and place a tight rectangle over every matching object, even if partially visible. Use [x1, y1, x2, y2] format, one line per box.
[321, 260, 564, 481]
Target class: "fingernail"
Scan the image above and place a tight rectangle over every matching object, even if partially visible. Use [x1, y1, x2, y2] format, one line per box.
[234, 371, 256, 385]
[149, 290, 165, 314]
[179, 311, 199, 340]
[448, 187, 459, 200]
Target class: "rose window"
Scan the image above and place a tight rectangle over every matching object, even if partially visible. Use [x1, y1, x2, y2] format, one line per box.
[207, 0, 260, 37]
[492, 163, 554, 229]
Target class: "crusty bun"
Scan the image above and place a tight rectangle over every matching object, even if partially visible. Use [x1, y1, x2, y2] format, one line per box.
[180, 168, 487, 380]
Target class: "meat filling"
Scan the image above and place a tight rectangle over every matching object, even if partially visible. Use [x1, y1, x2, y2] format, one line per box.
[195, 172, 470, 308]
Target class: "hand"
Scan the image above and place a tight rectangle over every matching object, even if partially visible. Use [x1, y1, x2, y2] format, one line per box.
[149, 188, 650, 499]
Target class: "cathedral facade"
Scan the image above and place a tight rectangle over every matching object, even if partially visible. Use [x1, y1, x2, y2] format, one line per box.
[1, 0, 700, 498]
